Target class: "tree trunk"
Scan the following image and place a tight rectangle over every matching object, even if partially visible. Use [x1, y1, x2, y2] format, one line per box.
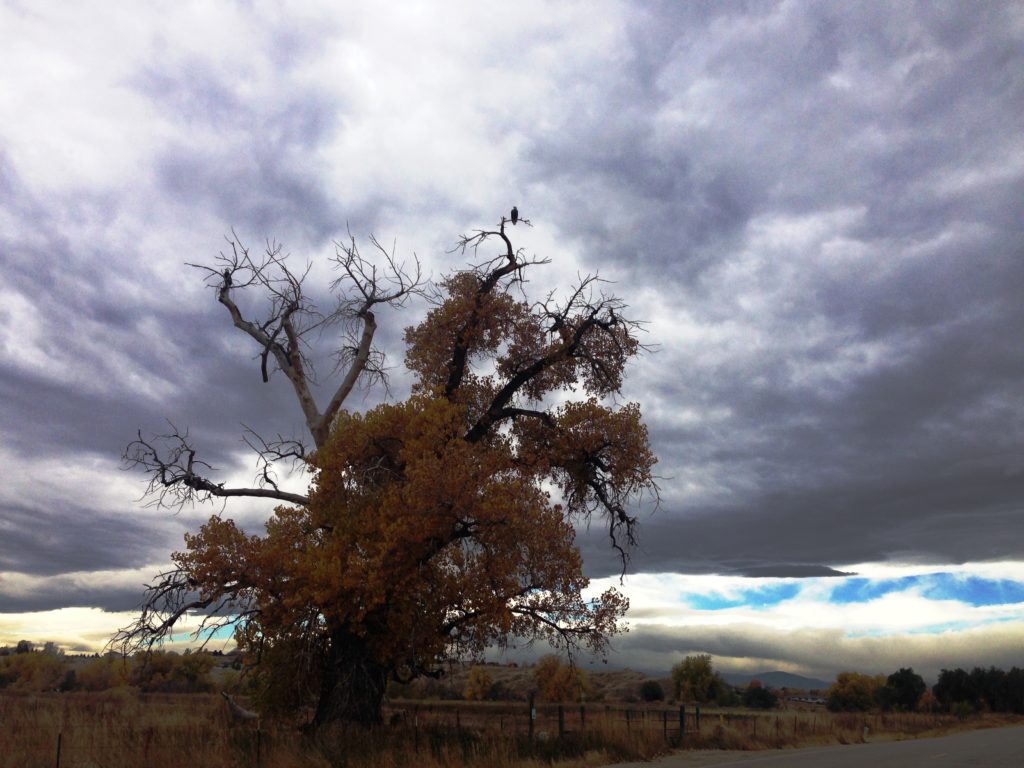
[313, 628, 388, 727]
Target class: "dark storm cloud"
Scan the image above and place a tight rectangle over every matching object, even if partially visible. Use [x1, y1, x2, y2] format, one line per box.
[535, 2, 1024, 577]
[0, 581, 144, 614]
[0, 501, 169, 578]
[0, 160, 332, 588]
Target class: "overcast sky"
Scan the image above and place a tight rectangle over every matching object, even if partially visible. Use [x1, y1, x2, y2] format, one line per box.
[2, 1, 1023, 683]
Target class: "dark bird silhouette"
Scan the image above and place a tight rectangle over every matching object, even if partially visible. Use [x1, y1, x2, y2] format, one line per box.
[511, 206, 519, 225]
[222, 269, 232, 288]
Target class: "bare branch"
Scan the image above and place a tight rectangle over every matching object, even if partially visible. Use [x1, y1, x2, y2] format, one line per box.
[109, 567, 258, 656]
[318, 232, 425, 437]
[131, 229, 424, 514]
[123, 427, 309, 510]
[241, 425, 308, 493]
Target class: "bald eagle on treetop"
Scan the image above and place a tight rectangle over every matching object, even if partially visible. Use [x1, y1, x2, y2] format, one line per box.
[511, 206, 518, 225]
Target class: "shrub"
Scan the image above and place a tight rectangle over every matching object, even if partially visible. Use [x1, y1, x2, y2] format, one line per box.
[77, 655, 131, 691]
[742, 680, 778, 709]
[534, 655, 593, 702]
[463, 666, 494, 701]
[640, 679, 665, 702]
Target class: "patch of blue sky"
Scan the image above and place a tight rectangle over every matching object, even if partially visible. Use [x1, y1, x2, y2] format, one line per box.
[830, 576, 921, 604]
[688, 582, 800, 611]
[921, 575, 1024, 606]
[169, 623, 236, 644]
[830, 574, 1024, 607]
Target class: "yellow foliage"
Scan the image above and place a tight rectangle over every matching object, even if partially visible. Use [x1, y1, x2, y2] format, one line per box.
[463, 666, 494, 701]
[827, 671, 887, 711]
[534, 655, 594, 702]
[0, 649, 67, 691]
[671, 654, 722, 703]
[77, 655, 131, 691]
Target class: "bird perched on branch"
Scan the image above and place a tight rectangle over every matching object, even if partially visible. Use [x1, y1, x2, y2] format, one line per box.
[511, 206, 519, 225]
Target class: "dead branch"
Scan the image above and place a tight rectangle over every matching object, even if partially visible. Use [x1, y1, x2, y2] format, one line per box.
[123, 427, 310, 510]
[109, 567, 258, 656]
[133, 230, 424, 513]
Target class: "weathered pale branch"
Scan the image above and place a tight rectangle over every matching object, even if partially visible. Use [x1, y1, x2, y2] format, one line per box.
[185, 232, 424, 450]
[133, 231, 423, 513]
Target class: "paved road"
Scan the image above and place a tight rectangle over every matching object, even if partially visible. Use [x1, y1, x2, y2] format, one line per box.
[605, 725, 1024, 768]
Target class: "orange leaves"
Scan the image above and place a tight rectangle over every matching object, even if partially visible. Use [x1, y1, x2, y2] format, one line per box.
[404, 273, 528, 399]
[512, 398, 656, 526]
[291, 389, 632, 668]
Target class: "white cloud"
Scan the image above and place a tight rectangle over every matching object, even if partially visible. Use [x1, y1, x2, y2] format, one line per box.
[577, 565, 1024, 678]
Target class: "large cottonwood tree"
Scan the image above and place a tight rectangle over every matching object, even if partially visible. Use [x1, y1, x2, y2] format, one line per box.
[118, 214, 657, 727]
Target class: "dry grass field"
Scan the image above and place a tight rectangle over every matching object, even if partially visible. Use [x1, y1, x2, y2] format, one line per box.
[3, 687, 1020, 768]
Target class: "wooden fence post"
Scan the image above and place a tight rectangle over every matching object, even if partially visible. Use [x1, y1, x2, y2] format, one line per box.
[696, 705, 701, 731]
[558, 705, 565, 737]
[55, 731, 62, 768]
[580, 704, 586, 729]
[679, 705, 685, 743]
[528, 692, 536, 741]
[663, 710, 668, 741]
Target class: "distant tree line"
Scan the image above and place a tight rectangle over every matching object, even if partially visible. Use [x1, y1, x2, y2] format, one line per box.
[7, 641, 1021, 716]
[932, 667, 1024, 715]
[0, 642, 224, 694]
[665, 654, 1024, 717]
[826, 666, 1024, 715]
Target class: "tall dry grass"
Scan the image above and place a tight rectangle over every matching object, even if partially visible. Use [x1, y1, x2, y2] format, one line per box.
[0, 691, 667, 768]
[2, 690, 1018, 768]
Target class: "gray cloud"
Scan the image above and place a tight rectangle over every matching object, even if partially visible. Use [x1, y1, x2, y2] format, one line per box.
[0, 580, 144, 614]
[0, 497, 180, 578]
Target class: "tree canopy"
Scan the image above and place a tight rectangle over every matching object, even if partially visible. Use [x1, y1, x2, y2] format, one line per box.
[671, 654, 725, 703]
[880, 667, 926, 712]
[827, 671, 887, 712]
[117, 215, 657, 727]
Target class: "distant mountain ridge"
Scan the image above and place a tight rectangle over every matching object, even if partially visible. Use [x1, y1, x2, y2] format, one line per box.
[721, 670, 833, 691]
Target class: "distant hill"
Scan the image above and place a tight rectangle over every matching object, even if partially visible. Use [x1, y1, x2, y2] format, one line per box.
[721, 670, 833, 692]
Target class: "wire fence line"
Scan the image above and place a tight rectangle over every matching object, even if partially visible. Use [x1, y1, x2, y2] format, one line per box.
[4, 697, 961, 768]
[6, 702, 703, 768]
